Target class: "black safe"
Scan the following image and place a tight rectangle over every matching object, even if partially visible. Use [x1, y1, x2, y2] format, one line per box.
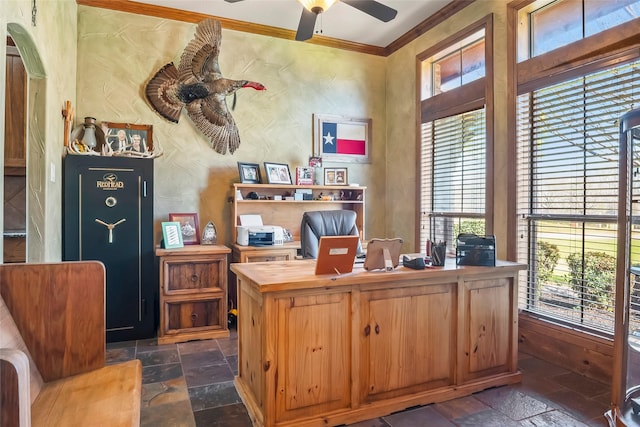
[63, 155, 156, 342]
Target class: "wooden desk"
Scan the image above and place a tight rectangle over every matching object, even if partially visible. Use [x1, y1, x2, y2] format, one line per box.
[229, 243, 300, 309]
[231, 259, 526, 427]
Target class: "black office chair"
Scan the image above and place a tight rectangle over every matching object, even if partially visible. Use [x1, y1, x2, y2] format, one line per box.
[300, 210, 362, 259]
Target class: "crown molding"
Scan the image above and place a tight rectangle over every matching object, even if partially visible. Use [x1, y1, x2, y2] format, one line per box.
[76, 0, 476, 57]
[385, 0, 476, 56]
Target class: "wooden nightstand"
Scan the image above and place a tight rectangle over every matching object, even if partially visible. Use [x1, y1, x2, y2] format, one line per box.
[155, 245, 231, 344]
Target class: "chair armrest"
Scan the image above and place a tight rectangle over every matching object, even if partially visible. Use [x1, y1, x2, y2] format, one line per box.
[0, 348, 32, 427]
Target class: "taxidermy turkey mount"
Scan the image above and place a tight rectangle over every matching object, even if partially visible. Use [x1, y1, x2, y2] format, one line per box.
[145, 18, 266, 155]
[224, 0, 398, 41]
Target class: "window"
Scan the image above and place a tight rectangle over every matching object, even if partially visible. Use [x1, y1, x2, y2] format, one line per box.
[516, 0, 640, 334]
[518, 0, 640, 61]
[419, 21, 490, 252]
[422, 30, 485, 100]
[432, 38, 485, 95]
[421, 111, 486, 247]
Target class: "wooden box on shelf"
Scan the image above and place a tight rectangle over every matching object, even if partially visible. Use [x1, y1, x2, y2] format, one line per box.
[155, 244, 231, 344]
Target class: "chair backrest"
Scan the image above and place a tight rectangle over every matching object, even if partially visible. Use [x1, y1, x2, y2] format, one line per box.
[300, 210, 362, 259]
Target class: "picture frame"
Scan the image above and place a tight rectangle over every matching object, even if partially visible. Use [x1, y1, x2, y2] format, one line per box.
[296, 166, 315, 185]
[264, 162, 292, 184]
[161, 222, 184, 249]
[201, 221, 218, 245]
[309, 156, 322, 168]
[313, 114, 371, 163]
[168, 213, 200, 245]
[103, 122, 153, 153]
[237, 162, 261, 184]
[324, 167, 348, 186]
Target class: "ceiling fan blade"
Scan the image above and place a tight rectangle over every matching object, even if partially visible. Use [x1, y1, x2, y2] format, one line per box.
[296, 8, 317, 41]
[341, 0, 398, 22]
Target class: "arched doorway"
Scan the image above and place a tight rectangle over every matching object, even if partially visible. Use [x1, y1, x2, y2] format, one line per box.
[4, 36, 27, 262]
[4, 23, 46, 263]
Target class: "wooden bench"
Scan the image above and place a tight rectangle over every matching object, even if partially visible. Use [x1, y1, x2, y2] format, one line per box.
[0, 261, 142, 426]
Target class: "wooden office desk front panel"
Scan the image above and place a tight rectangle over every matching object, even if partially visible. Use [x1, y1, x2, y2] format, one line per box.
[231, 259, 526, 427]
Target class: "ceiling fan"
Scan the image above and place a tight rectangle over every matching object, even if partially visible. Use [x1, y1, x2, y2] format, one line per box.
[223, 0, 398, 41]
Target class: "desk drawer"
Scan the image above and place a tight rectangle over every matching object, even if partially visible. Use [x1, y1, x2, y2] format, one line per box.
[242, 248, 297, 263]
[162, 256, 226, 294]
[163, 296, 224, 334]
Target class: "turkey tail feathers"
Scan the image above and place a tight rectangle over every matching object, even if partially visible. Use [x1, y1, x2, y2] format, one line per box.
[145, 63, 183, 123]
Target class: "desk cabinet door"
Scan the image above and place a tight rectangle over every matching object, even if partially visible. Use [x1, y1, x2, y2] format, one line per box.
[359, 284, 456, 402]
[461, 277, 514, 382]
[274, 292, 351, 422]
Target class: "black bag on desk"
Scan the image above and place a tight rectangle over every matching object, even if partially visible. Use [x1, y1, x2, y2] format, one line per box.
[456, 234, 496, 266]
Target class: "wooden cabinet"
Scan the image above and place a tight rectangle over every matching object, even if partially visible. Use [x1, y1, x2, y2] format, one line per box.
[461, 277, 514, 382]
[232, 260, 525, 427]
[274, 292, 352, 422]
[156, 245, 231, 344]
[231, 183, 366, 243]
[359, 284, 456, 402]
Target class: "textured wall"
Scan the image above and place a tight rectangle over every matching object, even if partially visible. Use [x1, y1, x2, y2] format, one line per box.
[385, 0, 511, 255]
[2, 0, 78, 261]
[76, 6, 387, 247]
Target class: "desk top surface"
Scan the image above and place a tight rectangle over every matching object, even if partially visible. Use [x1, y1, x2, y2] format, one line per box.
[230, 258, 526, 293]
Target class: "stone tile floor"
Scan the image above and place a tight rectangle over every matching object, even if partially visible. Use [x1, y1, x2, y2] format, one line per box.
[106, 330, 611, 427]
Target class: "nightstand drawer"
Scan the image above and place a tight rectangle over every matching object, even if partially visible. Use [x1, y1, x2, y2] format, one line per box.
[163, 296, 224, 334]
[163, 256, 226, 294]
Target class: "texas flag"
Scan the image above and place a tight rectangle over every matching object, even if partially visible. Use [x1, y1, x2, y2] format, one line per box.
[322, 121, 367, 155]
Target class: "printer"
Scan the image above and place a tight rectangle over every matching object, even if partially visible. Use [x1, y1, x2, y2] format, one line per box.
[237, 225, 284, 246]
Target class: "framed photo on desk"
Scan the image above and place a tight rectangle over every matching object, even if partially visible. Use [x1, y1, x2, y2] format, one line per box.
[296, 167, 314, 185]
[161, 222, 184, 249]
[264, 162, 292, 184]
[324, 167, 348, 185]
[169, 213, 200, 245]
[238, 162, 261, 184]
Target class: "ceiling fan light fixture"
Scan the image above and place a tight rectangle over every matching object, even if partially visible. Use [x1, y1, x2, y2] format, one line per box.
[298, 0, 337, 14]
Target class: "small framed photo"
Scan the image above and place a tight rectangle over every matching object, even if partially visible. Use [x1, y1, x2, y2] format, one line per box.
[103, 122, 153, 152]
[237, 162, 261, 184]
[309, 156, 322, 168]
[161, 222, 184, 249]
[168, 213, 200, 245]
[324, 168, 348, 186]
[264, 162, 292, 184]
[296, 167, 314, 185]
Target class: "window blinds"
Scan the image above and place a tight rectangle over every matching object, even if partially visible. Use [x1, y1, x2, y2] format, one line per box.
[420, 109, 486, 250]
[517, 58, 640, 333]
